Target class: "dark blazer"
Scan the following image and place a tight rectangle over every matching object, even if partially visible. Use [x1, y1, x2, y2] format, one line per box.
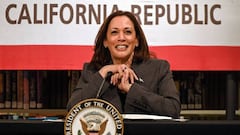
[67, 59, 181, 118]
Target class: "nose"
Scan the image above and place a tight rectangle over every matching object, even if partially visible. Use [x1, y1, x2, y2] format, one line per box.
[118, 32, 126, 41]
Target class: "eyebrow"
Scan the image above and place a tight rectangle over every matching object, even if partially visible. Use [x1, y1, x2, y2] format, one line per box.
[110, 27, 133, 30]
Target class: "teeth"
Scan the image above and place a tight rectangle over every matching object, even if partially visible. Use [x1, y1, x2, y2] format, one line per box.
[116, 45, 127, 49]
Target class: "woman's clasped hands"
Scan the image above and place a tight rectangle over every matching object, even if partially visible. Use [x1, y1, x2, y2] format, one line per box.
[100, 64, 138, 93]
[111, 64, 138, 92]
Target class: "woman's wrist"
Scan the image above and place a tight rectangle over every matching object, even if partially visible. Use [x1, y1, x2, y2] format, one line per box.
[99, 68, 108, 78]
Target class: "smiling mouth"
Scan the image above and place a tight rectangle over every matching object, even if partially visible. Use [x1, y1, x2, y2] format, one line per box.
[115, 45, 128, 50]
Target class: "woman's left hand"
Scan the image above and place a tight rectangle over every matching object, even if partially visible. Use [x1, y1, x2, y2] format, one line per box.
[110, 65, 138, 93]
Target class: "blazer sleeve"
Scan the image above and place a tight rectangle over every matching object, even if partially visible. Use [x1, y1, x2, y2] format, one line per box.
[66, 63, 106, 111]
[124, 60, 181, 118]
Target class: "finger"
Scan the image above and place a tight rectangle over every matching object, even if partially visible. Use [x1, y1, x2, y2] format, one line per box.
[110, 76, 114, 85]
[111, 74, 117, 85]
[129, 69, 138, 83]
[129, 73, 134, 84]
[121, 74, 128, 84]
[132, 70, 138, 80]
[123, 69, 130, 82]
[112, 75, 117, 85]
[116, 74, 121, 85]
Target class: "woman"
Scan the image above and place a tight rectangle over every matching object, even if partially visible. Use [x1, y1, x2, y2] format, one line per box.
[67, 10, 180, 118]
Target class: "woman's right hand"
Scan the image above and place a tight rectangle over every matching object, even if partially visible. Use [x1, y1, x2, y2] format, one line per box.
[99, 64, 138, 93]
[99, 64, 138, 84]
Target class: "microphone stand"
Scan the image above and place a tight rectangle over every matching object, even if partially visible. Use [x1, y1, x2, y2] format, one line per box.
[96, 71, 112, 98]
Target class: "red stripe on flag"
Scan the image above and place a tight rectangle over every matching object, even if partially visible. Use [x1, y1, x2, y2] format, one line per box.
[0, 45, 93, 70]
[0, 45, 240, 70]
[149, 46, 240, 71]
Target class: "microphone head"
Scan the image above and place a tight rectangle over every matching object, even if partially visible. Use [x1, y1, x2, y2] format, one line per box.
[106, 71, 113, 78]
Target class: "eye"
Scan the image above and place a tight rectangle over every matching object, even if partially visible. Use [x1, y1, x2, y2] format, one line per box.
[111, 30, 118, 35]
[125, 30, 132, 35]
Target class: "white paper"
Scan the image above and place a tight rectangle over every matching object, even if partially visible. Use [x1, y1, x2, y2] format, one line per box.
[121, 114, 172, 120]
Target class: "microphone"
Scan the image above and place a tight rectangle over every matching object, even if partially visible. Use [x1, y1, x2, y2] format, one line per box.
[96, 71, 113, 98]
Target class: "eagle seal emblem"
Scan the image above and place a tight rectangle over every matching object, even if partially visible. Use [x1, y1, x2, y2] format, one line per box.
[64, 98, 124, 135]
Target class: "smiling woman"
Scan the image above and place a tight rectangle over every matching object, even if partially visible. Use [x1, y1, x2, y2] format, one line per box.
[67, 10, 181, 119]
[103, 15, 138, 66]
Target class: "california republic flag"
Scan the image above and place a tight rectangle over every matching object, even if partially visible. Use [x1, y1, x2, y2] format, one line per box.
[1, 0, 240, 70]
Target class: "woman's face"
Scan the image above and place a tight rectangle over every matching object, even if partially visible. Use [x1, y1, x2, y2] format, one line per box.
[104, 15, 138, 63]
